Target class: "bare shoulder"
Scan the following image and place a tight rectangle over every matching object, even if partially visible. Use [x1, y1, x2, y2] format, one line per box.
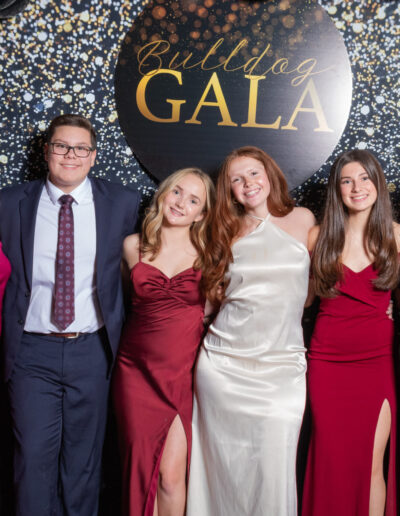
[273, 206, 316, 247]
[123, 233, 140, 268]
[393, 222, 400, 252]
[308, 225, 320, 252]
[289, 206, 316, 231]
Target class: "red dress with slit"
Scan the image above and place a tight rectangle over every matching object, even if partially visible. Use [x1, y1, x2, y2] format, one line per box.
[0, 242, 11, 334]
[302, 264, 397, 516]
[112, 261, 204, 516]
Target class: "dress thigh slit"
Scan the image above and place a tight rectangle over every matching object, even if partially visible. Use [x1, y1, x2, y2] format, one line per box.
[144, 412, 190, 516]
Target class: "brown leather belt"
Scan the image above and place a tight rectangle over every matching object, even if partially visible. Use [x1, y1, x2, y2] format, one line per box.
[48, 332, 82, 338]
[24, 330, 102, 339]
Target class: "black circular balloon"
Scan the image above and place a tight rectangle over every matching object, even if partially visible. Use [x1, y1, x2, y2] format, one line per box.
[115, 0, 352, 188]
[0, 0, 29, 18]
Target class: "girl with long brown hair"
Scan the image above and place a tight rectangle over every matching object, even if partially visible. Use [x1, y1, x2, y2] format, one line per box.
[186, 146, 315, 516]
[302, 149, 399, 516]
[112, 168, 215, 516]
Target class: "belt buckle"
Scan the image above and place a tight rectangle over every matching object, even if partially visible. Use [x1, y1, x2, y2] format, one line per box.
[66, 332, 81, 339]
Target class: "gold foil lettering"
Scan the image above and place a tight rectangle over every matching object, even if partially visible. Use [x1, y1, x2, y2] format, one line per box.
[185, 72, 237, 126]
[242, 75, 281, 129]
[281, 78, 333, 132]
[136, 69, 186, 123]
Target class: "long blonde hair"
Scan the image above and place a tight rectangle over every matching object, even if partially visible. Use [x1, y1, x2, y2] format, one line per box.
[141, 167, 215, 275]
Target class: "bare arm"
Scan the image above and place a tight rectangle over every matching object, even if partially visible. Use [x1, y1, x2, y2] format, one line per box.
[392, 222, 400, 315]
[121, 233, 140, 304]
[304, 225, 320, 308]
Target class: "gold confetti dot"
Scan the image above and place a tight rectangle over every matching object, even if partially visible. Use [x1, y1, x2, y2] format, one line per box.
[282, 15, 295, 29]
[197, 7, 208, 18]
[152, 6, 166, 20]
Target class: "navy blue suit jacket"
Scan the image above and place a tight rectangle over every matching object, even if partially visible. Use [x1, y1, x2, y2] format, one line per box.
[0, 176, 140, 381]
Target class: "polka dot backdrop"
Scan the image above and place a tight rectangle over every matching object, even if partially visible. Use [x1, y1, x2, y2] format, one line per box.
[0, 0, 399, 215]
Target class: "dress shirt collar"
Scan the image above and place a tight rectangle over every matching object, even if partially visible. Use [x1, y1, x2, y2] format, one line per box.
[45, 176, 93, 205]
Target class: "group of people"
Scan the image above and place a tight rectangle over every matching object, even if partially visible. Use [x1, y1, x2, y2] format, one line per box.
[0, 113, 398, 516]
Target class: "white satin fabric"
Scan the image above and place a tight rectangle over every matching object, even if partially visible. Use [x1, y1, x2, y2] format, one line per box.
[187, 216, 309, 516]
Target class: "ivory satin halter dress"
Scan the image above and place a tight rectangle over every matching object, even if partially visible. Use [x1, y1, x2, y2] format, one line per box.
[186, 214, 310, 516]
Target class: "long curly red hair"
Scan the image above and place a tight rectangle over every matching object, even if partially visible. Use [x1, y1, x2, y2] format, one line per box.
[203, 146, 294, 306]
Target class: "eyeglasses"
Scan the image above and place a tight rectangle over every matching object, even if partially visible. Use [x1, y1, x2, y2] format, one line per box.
[49, 142, 94, 158]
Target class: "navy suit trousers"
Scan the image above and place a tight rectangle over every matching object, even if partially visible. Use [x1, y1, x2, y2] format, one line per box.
[8, 330, 110, 516]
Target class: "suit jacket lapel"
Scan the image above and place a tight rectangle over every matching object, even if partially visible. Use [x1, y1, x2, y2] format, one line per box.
[19, 180, 44, 289]
[91, 178, 113, 283]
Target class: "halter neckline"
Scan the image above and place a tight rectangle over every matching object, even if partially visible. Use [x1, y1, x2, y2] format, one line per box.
[246, 212, 271, 223]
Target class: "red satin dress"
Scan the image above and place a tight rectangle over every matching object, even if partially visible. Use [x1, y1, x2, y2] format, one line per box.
[112, 259, 205, 516]
[0, 242, 11, 334]
[303, 264, 397, 516]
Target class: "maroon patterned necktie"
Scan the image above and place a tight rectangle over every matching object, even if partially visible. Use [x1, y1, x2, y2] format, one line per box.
[52, 194, 75, 331]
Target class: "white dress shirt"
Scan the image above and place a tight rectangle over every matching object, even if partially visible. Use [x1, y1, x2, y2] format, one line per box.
[24, 177, 104, 333]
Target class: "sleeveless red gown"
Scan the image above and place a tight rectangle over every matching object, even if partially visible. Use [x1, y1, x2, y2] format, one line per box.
[112, 260, 204, 516]
[0, 242, 11, 334]
[302, 264, 397, 516]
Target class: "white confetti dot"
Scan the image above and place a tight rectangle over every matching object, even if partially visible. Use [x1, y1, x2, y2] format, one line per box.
[376, 95, 384, 104]
[352, 22, 363, 34]
[357, 142, 367, 150]
[80, 11, 90, 22]
[342, 12, 354, 23]
[360, 105, 370, 115]
[38, 31, 47, 42]
[62, 94, 73, 103]
[44, 99, 54, 108]
[86, 93, 95, 103]
[73, 84, 82, 92]
[0, 155, 8, 164]
[23, 92, 33, 102]
[95, 56, 103, 66]
[377, 7, 386, 20]
[365, 128, 374, 136]
[125, 147, 132, 156]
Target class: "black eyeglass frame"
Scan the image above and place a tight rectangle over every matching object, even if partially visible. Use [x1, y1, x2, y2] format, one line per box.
[49, 142, 95, 158]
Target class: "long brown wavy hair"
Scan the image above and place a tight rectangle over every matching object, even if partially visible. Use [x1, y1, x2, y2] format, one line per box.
[141, 167, 215, 295]
[202, 146, 294, 306]
[313, 149, 398, 297]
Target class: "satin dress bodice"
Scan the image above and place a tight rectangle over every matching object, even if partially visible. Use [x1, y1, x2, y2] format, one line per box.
[309, 263, 393, 360]
[206, 215, 309, 370]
